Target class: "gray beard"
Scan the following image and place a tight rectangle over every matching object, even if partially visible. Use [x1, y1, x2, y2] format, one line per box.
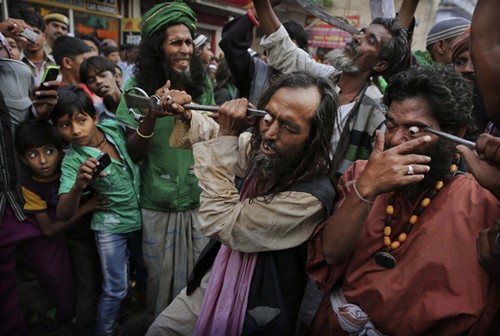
[325, 49, 361, 73]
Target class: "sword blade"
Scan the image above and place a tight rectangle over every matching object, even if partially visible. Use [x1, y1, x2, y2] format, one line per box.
[123, 94, 268, 117]
[294, 0, 359, 35]
[124, 93, 159, 110]
[183, 103, 267, 117]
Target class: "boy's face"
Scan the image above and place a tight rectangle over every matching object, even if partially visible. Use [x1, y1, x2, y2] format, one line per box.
[55, 112, 99, 147]
[21, 145, 61, 179]
[85, 68, 119, 99]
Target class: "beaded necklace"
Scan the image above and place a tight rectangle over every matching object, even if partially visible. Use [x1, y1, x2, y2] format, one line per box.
[374, 154, 461, 269]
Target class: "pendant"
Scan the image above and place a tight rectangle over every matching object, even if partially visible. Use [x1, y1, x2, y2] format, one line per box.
[375, 251, 396, 269]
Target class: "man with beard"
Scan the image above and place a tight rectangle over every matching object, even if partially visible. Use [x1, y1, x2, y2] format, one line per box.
[145, 71, 337, 335]
[114, 1, 214, 324]
[307, 65, 500, 335]
[254, 0, 408, 177]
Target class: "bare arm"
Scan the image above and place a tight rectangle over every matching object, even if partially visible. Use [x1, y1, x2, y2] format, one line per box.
[470, 0, 500, 126]
[321, 131, 432, 265]
[126, 82, 193, 162]
[397, 0, 420, 29]
[457, 134, 500, 199]
[253, 0, 282, 36]
[35, 194, 107, 237]
[57, 157, 101, 221]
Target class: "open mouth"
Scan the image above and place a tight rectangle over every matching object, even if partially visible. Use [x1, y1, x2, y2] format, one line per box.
[261, 141, 277, 156]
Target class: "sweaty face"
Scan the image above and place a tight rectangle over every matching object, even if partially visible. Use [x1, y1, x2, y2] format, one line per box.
[55, 111, 99, 147]
[22, 145, 61, 179]
[385, 97, 456, 198]
[162, 24, 193, 73]
[84, 69, 118, 98]
[343, 23, 393, 73]
[253, 86, 319, 178]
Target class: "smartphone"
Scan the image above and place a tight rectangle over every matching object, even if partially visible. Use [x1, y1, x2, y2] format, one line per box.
[19, 27, 39, 44]
[39, 66, 59, 90]
[92, 152, 111, 179]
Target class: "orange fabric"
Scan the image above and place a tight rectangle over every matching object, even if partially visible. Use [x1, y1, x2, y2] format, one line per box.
[307, 161, 500, 335]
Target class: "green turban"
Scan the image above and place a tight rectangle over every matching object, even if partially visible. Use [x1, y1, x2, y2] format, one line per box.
[141, 1, 197, 39]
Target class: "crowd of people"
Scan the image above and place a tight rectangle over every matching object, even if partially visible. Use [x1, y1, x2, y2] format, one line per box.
[0, 0, 499, 335]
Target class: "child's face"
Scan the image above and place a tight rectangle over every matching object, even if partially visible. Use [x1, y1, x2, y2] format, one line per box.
[85, 68, 119, 99]
[55, 112, 99, 147]
[22, 145, 61, 179]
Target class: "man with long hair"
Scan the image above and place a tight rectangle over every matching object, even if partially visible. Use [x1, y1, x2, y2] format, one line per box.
[308, 65, 500, 335]
[146, 71, 338, 335]
[114, 0, 214, 324]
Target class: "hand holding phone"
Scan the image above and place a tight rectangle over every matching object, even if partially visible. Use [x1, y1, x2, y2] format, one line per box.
[39, 66, 59, 90]
[19, 27, 39, 44]
[92, 152, 111, 179]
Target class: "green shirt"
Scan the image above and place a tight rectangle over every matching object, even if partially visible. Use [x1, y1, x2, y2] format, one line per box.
[115, 76, 214, 212]
[59, 119, 141, 233]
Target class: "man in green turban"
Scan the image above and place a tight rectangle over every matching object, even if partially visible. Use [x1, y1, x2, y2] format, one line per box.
[115, 0, 214, 325]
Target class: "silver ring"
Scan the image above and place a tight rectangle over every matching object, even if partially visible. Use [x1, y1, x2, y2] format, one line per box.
[407, 165, 414, 175]
[164, 88, 169, 94]
[165, 95, 172, 101]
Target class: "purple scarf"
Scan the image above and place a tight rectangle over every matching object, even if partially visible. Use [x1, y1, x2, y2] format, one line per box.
[193, 176, 263, 335]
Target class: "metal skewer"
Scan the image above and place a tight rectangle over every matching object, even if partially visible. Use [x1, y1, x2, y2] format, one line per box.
[183, 103, 267, 117]
[423, 127, 475, 149]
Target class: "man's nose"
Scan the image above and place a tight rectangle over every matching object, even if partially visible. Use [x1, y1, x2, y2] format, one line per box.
[263, 120, 279, 140]
[389, 128, 408, 147]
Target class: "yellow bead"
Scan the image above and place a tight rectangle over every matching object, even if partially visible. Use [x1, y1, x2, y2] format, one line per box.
[384, 236, 391, 246]
[390, 241, 401, 250]
[398, 233, 407, 242]
[386, 205, 394, 216]
[389, 191, 396, 196]
[435, 181, 444, 190]
[421, 197, 431, 208]
[450, 164, 457, 173]
[384, 226, 391, 236]
[409, 215, 418, 225]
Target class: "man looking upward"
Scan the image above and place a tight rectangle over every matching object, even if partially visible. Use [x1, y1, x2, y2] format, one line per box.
[254, 0, 408, 176]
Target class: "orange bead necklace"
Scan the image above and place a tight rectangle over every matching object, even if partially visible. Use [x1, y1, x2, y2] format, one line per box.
[374, 154, 461, 269]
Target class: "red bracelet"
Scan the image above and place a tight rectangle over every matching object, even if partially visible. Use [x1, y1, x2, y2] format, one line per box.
[247, 9, 260, 27]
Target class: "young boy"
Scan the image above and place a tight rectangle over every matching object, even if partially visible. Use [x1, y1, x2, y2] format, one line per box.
[14, 119, 102, 329]
[80, 56, 122, 122]
[52, 85, 142, 336]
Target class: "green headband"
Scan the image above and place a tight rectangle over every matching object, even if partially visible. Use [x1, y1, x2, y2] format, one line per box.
[141, 1, 197, 39]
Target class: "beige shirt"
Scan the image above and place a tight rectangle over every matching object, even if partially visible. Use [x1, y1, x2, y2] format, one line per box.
[170, 112, 326, 253]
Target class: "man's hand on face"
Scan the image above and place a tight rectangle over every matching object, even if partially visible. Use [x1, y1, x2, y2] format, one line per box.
[33, 80, 59, 120]
[356, 130, 432, 199]
[217, 98, 255, 137]
[457, 133, 500, 199]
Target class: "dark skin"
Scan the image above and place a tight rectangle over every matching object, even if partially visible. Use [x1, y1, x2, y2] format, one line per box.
[252, 0, 390, 106]
[457, 0, 500, 287]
